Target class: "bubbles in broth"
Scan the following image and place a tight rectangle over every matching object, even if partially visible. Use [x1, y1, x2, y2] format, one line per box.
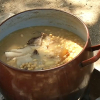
[0, 26, 85, 71]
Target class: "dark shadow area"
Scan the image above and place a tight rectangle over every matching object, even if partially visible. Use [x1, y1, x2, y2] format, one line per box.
[0, 0, 11, 13]
[59, 0, 84, 11]
[0, 0, 11, 7]
[87, 15, 100, 45]
[25, 0, 85, 11]
[89, 69, 100, 100]
[25, 0, 51, 8]
[0, 0, 11, 4]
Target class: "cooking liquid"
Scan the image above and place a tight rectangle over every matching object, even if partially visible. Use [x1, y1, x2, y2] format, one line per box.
[0, 26, 85, 70]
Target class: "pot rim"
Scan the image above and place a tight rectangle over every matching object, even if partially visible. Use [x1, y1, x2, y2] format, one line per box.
[0, 9, 89, 73]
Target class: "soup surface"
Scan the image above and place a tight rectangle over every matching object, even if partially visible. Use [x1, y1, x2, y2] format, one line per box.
[0, 26, 85, 70]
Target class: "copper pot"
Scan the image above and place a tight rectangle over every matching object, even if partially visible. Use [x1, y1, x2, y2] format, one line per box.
[0, 9, 100, 100]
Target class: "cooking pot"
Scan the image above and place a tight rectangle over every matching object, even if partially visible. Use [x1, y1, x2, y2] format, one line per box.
[0, 9, 100, 100]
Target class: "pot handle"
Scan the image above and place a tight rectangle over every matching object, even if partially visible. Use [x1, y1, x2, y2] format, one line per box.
[80, 44, 100, 67]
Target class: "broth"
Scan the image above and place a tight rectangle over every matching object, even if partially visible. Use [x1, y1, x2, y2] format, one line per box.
[0, 26, 85, 70]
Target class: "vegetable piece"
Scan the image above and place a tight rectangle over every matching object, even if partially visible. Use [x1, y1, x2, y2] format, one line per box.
[5, 46, 33, 58]
[59, 47, 69, 60]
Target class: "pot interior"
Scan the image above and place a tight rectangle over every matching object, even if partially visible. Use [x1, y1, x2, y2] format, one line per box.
[0, 9, 88, 42]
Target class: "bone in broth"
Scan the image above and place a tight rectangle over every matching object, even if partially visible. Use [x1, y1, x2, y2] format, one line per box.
[0, 26, 85, 70]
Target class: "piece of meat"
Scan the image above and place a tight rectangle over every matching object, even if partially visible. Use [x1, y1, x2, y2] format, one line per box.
[33, 49, 39, 55]
[27, 33, 46, 46]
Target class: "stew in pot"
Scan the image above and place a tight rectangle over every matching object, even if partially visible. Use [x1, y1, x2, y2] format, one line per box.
[0, 26, 85, 70]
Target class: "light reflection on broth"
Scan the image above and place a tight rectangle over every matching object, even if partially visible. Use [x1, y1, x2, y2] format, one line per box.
[0, 26, 85, 70]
